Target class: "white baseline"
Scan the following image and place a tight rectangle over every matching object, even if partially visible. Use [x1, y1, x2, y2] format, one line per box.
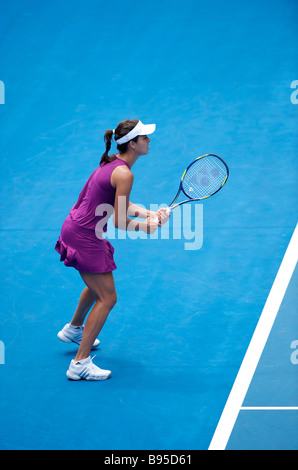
[209, 223, 298, 450]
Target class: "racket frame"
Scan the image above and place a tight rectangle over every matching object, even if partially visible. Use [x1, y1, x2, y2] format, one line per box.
[167, 153, 229, 212]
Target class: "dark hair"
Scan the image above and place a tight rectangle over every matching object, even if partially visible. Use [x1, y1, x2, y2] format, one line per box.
[100, 119, 140, 165]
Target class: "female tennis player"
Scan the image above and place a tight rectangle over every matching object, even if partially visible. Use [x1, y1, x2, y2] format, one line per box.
[55, 119, 169, 380]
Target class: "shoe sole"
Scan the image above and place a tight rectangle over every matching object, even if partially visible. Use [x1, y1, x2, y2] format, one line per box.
[57, 331, 72, 343]
[66, 370, 111, 381]
[58, 331, 100, 348]
[66, 370, 82, 380]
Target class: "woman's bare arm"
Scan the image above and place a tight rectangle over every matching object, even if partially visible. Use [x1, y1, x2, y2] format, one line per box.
[111, 166, 158, 233]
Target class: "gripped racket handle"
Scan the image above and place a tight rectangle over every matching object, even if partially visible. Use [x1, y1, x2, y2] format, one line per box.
[153, 207, 171, 224]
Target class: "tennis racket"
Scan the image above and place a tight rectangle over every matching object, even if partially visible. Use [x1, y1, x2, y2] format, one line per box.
[155, 154, 229, 222]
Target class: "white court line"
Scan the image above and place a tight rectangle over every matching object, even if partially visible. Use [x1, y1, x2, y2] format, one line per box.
[209, 223, 298, 451]
[241, 407, 298, 411]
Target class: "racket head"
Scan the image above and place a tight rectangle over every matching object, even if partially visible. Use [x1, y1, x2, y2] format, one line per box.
[180, 154, 229, 201]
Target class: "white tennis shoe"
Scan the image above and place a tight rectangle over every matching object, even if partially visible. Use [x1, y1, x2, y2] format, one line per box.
[66, 356, 111, 381]
[57, 323, 100, 348]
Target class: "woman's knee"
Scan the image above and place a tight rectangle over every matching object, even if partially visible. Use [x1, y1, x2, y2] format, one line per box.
[101, 291, 117, 311]
[80, 271, 117, 310]
[109, 291, 118, 309]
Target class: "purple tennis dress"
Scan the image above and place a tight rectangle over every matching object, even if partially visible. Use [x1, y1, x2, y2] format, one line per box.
[55, 156, 129, 273]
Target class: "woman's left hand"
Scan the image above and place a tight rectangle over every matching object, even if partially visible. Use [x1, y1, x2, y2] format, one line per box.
[153, 208, 171, 226]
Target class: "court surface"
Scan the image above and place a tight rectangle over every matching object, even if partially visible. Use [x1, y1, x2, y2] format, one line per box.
[0, 0, 297, 450]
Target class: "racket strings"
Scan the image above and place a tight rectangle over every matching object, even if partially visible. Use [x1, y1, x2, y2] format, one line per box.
[182, 156, 227, 199]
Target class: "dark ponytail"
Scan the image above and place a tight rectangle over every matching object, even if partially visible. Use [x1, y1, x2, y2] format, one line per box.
[100, 129, 116, 165]
[100, 119, 139, 166]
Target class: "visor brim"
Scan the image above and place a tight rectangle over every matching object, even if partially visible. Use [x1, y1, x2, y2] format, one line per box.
[140, 123, 156, 135]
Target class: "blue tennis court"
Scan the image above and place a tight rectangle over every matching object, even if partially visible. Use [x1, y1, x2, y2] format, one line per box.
[0, 0, 297, 451]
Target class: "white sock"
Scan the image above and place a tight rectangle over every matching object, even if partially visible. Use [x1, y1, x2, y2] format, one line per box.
[69, 324, 83, 331]
[75, 356, 90, 365]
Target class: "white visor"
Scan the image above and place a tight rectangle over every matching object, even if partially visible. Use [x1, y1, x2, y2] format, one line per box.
[115, 120, 156, 145]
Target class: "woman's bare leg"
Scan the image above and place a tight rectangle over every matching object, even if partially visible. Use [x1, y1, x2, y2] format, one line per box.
[70, 286, 95, 327]
[74, 271, 117, 362]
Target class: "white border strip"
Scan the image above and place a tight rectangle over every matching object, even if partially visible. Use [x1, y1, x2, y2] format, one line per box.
[241, 407, 298, 411]
[209, 223, 298, 450]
